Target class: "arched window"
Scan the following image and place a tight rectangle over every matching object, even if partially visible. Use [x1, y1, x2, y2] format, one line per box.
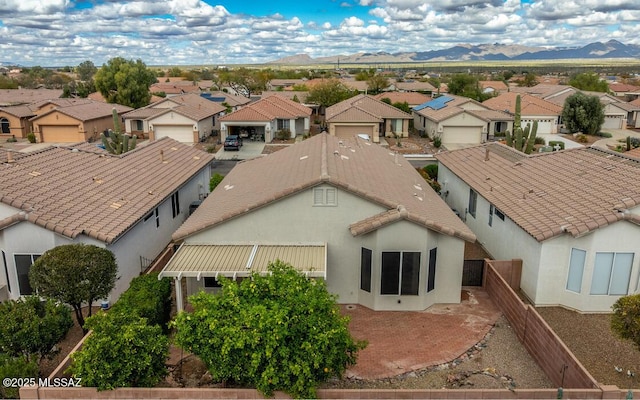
[0, 118, 9, 134]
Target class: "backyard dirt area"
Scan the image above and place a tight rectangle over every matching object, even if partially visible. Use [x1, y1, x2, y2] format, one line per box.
[537, 307, 640, 390]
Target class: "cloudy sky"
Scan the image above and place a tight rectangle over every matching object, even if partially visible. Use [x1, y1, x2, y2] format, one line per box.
[0, 0, 639, 67]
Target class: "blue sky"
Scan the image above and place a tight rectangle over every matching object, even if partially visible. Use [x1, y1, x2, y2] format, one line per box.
[0, 0, 639, 67]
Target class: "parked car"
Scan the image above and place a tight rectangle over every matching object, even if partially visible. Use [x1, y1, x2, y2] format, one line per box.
[224, 135, 243, 151]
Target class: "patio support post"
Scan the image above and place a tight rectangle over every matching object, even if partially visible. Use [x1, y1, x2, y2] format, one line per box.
[175, 277, 183, 312]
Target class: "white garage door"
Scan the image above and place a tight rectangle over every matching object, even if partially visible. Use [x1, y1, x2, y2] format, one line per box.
[154, 125, 194, 143]
[334, 125, 374, 140]
[443, 126, 481, 144]
[602, 115, 624, 130]
[523, 119, 555, 134]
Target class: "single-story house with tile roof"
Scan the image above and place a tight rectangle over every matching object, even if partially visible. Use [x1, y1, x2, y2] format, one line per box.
[219, 95, 312, 142]
[0, 89, 63, 107]
[161, 133, 475, 312]
[436, 143, 640, 312]
[199, 91, 252, 112]
[373, 92, 432, 108]
[483, 92, 562, 134]
[0, 105, 35, 139]
[122, 93, 226, 143]
[608, 82, 640, 99]
[387, 80, 437, 94]
[479, 81, 509, 95]
[29, 100, 132, 143]
[325, 94, 412, 143]
[0, 138, 214, 303]
[413, 95, 513, 145]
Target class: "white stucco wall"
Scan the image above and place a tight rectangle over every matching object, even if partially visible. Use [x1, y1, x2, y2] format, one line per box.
[521, 116, 558, 135]
[439, 163, 640, 312]
[182, 184, 466, 310]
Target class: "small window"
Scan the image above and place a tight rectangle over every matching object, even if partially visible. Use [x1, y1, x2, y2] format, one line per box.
[171, 192, 180, 219]
[488, 204, 494, 227]
[566, 248, 586, 293]
[468, 189, 477, 218]
[135, 120, 143, 131]
[427, 247, 437, 292]
[0, 118, 9, 134]
[204, 277, 221, 288]
[155, 208, 159, 228]
[277, 119, 290, 131]
[144, 211, 154, 222]
[312, 187, 337, 206]
[360, 248, 372, 292]
[495, 208, 505, 221]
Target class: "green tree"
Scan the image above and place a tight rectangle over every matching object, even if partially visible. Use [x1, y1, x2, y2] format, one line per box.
[209, 173, 224, 192]
[94, 57, 157, 108]
[392, 101, 411, 114]
[518, 72, 538, 87]
[306, 79, 357, 108]
[69, 312, 168, 390]
[562, 92, 605, 135]
[569, 72, 609, 93]
[611, 294, 640, 351]
[76, 60, 97, 81]
[167, 67, 183, 77]
[29, 244, 118, 333]
[0, 355, 38, 399]
[367, 74, 390, 94]
[447, 73, 490, 101]
[0, 296, 73, 362]
[219, 67, 272, 98]
[172, 260, 366, 398]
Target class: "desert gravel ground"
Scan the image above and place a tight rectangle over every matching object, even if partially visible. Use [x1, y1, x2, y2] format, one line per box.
[321, 315, 553, 390]
[537, 307, 640, 390]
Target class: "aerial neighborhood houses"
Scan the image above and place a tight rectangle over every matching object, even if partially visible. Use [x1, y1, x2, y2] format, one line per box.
[1, 72, 640, 316]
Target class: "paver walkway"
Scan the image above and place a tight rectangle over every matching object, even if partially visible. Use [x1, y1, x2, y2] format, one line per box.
[341, 288, 501, 379]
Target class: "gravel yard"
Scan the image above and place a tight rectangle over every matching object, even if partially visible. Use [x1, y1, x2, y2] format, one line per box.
[321, 315, 553, 390]
[537, 307, 640, 390]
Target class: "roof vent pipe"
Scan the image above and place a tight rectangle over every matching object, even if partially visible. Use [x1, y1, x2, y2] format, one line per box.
[6, 152, 15, 163]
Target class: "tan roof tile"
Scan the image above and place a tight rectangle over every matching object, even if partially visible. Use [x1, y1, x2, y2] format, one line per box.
[0, 89, 63, 106]
[326, 94, 412, 122]
[30, 100, 132, 122]
[483, 92, 562, 116]
[436, 143, 640, 242]
[174, 133, 475, 242]
[0, 138, 213, 244]
[373, 92, 431, 106]
[220, 95, 312, 122]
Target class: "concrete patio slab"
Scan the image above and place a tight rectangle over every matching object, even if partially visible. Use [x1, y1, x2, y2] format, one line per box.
[214, 141, 265, 161]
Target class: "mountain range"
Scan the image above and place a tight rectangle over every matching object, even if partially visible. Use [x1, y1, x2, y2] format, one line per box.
[269, 40, 640, 64]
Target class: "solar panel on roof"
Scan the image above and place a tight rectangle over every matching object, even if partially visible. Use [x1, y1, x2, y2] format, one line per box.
[414, 96, 454, 111]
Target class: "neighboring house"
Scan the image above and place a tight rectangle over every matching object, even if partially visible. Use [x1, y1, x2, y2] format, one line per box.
[627, 98, 640, 128]
[373, 92, 431, 108]
[483, 92, 563, 134]
[149, 82, 201, 97]
[479, 81, 509, 95]
[30, 100, 132, 143]
[160, 133, 475, 312]
[267, 78, 307, 91]
[199, 91, 251, 112]
[436, 143, 640, 312]
[325, 94, 412, 143]
[0, 105, 35, 139]
[0, 138, 214, 302]
[608, 82, 640, 100]
[413, 95, 513, 145]
[219, 95, 312, 142]
[122, 93, 226, 143]
[387, 79, 437, 94]
[0, 89, 63, 107]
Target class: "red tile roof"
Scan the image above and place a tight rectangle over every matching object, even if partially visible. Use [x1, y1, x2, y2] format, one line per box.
[436, 143, 640, 242]
[173, 133, 475, 242]
[0, 138, 213, 244]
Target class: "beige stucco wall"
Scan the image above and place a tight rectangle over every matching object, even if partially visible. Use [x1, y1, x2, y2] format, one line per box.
[181, 183, 466, 310]
[0, 112, 30, 138]
[33, 112, 115, 142]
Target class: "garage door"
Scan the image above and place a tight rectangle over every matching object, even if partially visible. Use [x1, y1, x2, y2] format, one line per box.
[41, 126, 83, 143]
[443, 126, 481, 144]
[333, 125, 374, 140]
[154, 125, 194, 143]
[602, 116, 624, 130]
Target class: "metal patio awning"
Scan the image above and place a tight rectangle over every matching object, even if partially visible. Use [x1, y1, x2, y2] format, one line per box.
[159, 243, 327, 280]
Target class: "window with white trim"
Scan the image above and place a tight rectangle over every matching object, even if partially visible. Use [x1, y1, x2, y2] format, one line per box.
[381, 251, 420, 296]
[312, 187, 337, 206]
[277, 119, 290, 131]
[566, 248, 586, 293]
[14, 254, 41, 295]
[590, 252, 634, 295]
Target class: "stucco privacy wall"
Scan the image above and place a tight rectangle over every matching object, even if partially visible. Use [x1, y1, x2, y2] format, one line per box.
[484, 260, 599, 389]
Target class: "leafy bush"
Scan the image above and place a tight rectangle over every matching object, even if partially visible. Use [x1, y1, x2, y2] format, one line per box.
[416, 168, 441, 193]
[548, 141, 565, 151]
[26, 132, 36, 143]
[534, 136, 546, 145]
[6, 136, 17, 143]
[209, 173, 224, 192]
[493, 131, 506, 137]
[594, 131, 613, 138]
[0, 354, 38, 399]
[0, 296, 73, 361]
[611, 294, 640, 351]
[630, 137, 640, 149]
[276, 128, 291, 140]
[172, 261, 366, 398]
[69, 312, 168, 391]
[422, 164, 438, 180]
[575, 134, 588, 143]
[109, 273, 171, 330]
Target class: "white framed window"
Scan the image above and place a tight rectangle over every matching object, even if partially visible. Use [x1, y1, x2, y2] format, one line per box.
[590, 252, 634, 295]
[566, 248, 586, 293]
[312, 187, 337, 206]
[277, 119, 290, 131]
[381, 251, 420, 296]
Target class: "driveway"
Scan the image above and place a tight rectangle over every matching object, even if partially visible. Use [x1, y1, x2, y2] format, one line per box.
[214, 140, 265, 160]
[591, 128, 640, 150]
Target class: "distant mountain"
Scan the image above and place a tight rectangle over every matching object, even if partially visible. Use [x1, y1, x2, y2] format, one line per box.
[269, 40, 640, 64]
